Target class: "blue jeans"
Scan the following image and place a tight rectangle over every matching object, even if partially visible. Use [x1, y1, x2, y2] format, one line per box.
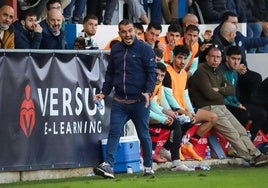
[103, 0, 118, 25]
[142, 0, 162, 23]
[247, 22, 263, 53]
[105, 99, 152, 168]
[63, 0, 87, 22]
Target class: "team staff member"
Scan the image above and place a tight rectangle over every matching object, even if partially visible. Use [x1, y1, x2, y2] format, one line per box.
[93, 19, 156, 178]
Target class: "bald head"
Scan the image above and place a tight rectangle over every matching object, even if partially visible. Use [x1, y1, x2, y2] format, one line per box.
[46, 9, 63, 36]
[0, 5, 14, 30]
[182, 13, 199, 29]
[220, 22, 237, 42]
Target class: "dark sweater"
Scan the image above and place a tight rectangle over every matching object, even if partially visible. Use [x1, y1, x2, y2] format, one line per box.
[190, 63, 235, 108]
[13, 20, 42, 49]
[102, 37, 156, 100]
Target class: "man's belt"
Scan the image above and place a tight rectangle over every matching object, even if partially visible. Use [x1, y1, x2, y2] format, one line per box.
[113, 96, 140, 104]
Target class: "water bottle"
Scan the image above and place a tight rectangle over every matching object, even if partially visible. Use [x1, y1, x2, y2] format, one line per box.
[246, 130, 252, 139]
[205, 145, 211, 159]
[127, 166, 133, 174]
[96, 100, 103, 110]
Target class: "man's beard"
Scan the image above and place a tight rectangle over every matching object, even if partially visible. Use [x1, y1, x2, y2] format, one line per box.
[0, 23, 9, 30]
[52, 29, 60, 36]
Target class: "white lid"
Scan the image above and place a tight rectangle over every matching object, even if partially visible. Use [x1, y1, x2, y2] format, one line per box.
[101, 136, 139, 144]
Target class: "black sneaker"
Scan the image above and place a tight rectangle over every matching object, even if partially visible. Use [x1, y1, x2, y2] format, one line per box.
[254, 154, 268, 167]
[143, 167, 154, 176]
[93, 162, 115, 178]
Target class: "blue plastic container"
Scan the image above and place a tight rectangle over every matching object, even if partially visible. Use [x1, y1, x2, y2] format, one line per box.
[101, 136, 140, 173]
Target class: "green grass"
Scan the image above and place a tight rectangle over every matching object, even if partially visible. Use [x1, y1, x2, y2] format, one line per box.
[1, 165, 268, 188]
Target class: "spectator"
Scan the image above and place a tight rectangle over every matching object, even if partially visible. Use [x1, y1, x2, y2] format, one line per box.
[63, 0, 87, 24]
[157, 23, 182, 64]
[103, 0, 118, 25]
[43, 0, 71, 19]
[18, 0, 48, 21]
[149, 62, 194, 171]
[18, 0, 41, 11]
[133, 22, 145, 40]
[164, 45, 217, 143]
[40, 8, 68, 49]
[181, 13, 199, 31]
[142, 0, 163, 23]
[86, 0, 103, 24]
[253, 0, 268, 53]
[190, 45, 268, 166]
[44, 0, 69, 30]
[124, 0, 149, 24]
[93, 19, 156, 178]
[161, 0, 178, 24]
[212, 11, 268, 103]
[13, 9, 42, 49]
[221, 46, 267, 141]
[74, 15, 99, 50]
[196, 0, 247, 24]
[0, 5, 15, 49]
[241, 0, 263, 53]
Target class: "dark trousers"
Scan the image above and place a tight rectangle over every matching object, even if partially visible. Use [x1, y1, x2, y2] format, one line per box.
[238, 69, 262, 103]
[226, 104, 267, 141]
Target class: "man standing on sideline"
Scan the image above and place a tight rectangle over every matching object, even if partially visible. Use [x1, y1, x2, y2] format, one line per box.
[93, 19, 156, 178]
[0, 5, 15, 49]
[190, 46, 268, 166]
[13, 9, 43, 49]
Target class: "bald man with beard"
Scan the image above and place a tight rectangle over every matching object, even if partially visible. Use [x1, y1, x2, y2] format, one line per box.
[0, 5, 15, 49]
[40, 8, 68, 49]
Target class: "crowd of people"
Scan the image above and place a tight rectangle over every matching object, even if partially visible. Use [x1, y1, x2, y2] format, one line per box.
[1, 0, 268, 180]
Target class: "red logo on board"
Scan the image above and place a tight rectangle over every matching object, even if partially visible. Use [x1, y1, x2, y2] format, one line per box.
[19, 85, 36, 137]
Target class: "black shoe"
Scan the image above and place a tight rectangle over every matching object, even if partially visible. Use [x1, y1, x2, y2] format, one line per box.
[93, 162, 115, 178]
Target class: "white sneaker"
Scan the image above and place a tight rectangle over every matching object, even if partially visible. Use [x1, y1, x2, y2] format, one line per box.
[171, 160, 194, 171]
[159, 148, 172, 161]
[143, 167, 154, 176]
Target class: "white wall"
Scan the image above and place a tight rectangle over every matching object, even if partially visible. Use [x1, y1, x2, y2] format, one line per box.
[92, 23, 247, 49]
[73, 24, 266, 79]
[247, 53, 268, 79]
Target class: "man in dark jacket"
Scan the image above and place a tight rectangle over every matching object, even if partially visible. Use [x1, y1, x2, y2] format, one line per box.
[93, 19, 156, 178]
[191, 45, 268, 167]
[40, 8, 67, 49]
[197, 0, 247, 24]
[13, 9, 42, 49]
[211, 11, 268, 103]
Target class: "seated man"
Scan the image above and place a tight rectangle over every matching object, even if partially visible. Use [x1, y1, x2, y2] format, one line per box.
[13, 9, 42, 49]
[0, 5, 15, 49]
[221, 46, 267, 141]
[177, 24, 200, 78]
[40, 8, 68, 49]
[164, 45, 217, 142]
[157, 23, 182, 64]
[190, 45, 268, 166]
[149, 62, 193, 171]
[74, 14, 99, 50]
